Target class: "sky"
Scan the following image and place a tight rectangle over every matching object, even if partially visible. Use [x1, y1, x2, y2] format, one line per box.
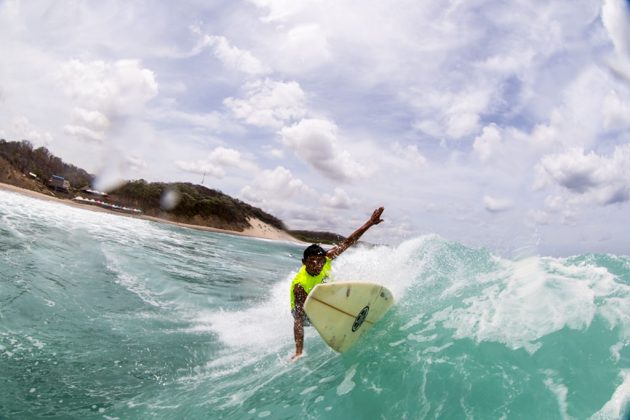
[1, 0, 630, 256]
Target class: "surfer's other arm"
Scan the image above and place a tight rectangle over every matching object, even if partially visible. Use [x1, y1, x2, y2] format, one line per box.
[326, 207, 384, 259]
[292, 284, 307, 359]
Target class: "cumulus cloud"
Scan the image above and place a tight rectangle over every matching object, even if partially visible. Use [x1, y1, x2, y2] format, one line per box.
[224, 79, 306, 128]
[483, 195, 513, 213]
[412, 88, 491, 140]
[246, 0, 306, 23]
[473, 124, 502, 162]
[392, 142, 427, 167]
[504, 66, 622, 155]
[175, 160, 224, 178]
[536, 146, 630, 205]
[193, 33, 269, 75]
[280, 118, 369, 182]
[263, 146, 285, 159]
[527, 209, 550, 225]
[240, 166, 314, 203]
[320, 187, 354, 209]
[60, 59, 158, 115]
[602, 0, 630, 60]
[7, 116, 53, 146]
[62, 108, 110, 143]
[71, 108, 110, 131]
[602, 91, 630, 130]
[175, 147, 257, 179]
[63, 125, 104, 143]
[59, 59, 158, 144]
[273, 24, 331, 73]
[602, 0, 630, 95]
[149, 107, 240, 134]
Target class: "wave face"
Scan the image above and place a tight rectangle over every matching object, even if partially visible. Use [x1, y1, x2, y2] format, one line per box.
[1, 189, 629, 419]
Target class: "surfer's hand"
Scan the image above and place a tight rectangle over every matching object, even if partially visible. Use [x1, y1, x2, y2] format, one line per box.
[369, 207, 384, 225]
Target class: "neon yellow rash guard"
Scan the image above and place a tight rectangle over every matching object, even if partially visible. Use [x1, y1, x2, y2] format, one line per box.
[290, 257, 332, 309]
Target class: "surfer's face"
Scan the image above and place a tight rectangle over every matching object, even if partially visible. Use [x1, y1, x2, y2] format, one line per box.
[304, 255, 326, 276]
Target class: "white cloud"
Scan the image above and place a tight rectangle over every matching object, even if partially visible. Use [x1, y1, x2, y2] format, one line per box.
[240, 166, 314, 202]
[0, 0, 23, 33]
[63, 108, 110, 143]
[527, 209, 550, 225]
[125, 154, 148, 171]
[536, 146, 630, 205]
[412, 88, 491, 140]
[224, 79, 306, 128]
[273, 24, 331, 73]
[7, 116, 53, 146]
[500, 66, 624, 158]
[175, 160, 225, 178]
[261, 145, 285, 159]
[149, 107, 240, 133]
[280, 118, 369, 182]
[208, 147, 256, 171]
[247, 0, 309, 23]
[544, 196, 566, 213]
[71, 108, 110, 131]
[477, 49, 537, 76]
[59, 59, 158, 116]
[602, 0, 630, 60]
[321, 187, 354, 209]
[392, 143, 427, 167]
[602, 91, 630, 130]
[63, 125, 104, 143]
[57, 59, 157, 146]
[194, 34, 269, 75]
[483, 195, 513, 213]
[175, 147, 257, 179]
[473, 124, 502, 162]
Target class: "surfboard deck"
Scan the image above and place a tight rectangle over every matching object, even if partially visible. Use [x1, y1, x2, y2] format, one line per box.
[303, 281, 394, 353]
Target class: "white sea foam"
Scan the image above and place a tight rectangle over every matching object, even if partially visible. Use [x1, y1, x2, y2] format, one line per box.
[437, 255, 629, 353]
[103, 250, 163, 308]
[332, 236, 436, 301]
[591, 370, 630, 419]
[199, 277, 297, 352]
[610, 341, 628, 362]
[543, 370, 571, 420]
[336, 364, 357, 396]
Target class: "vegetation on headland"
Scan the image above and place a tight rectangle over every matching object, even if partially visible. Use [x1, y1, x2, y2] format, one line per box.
[288, 230, 345, 245]
[109, 180, 285, 231]
[0, 140, 91, 191]
[0, 139, 344, 242]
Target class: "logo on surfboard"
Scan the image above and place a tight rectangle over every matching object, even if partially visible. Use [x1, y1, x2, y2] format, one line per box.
[352, 306, 370, 332]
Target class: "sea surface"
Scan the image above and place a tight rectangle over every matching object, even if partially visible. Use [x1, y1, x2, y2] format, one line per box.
[1, 189, 630, 419]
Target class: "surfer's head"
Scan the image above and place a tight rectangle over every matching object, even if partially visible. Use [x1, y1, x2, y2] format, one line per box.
[303, 244, 327, 276]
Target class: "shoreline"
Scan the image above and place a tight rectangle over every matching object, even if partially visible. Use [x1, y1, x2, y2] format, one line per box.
[0, 182, 303, 244]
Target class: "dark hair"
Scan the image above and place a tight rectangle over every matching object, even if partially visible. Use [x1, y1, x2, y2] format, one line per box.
[303, 244, 326, 260]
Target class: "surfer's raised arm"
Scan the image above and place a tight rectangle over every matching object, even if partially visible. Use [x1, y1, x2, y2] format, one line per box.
[326, 207, 384, 260]
[290, 207, 385, 360]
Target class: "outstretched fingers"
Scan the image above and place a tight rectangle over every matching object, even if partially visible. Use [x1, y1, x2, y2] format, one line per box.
[370, 207, 385, 225]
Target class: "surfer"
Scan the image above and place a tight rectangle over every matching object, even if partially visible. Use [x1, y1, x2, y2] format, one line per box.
[290, 207, 385, 359]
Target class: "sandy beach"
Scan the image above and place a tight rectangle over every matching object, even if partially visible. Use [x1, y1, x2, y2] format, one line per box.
[0, 182, 300, 243]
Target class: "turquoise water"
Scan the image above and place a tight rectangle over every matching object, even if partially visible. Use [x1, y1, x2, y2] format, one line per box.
[1, 189, 630, 419]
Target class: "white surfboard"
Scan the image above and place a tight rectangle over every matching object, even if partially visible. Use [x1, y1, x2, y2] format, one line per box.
[303, 281, 394, 353]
